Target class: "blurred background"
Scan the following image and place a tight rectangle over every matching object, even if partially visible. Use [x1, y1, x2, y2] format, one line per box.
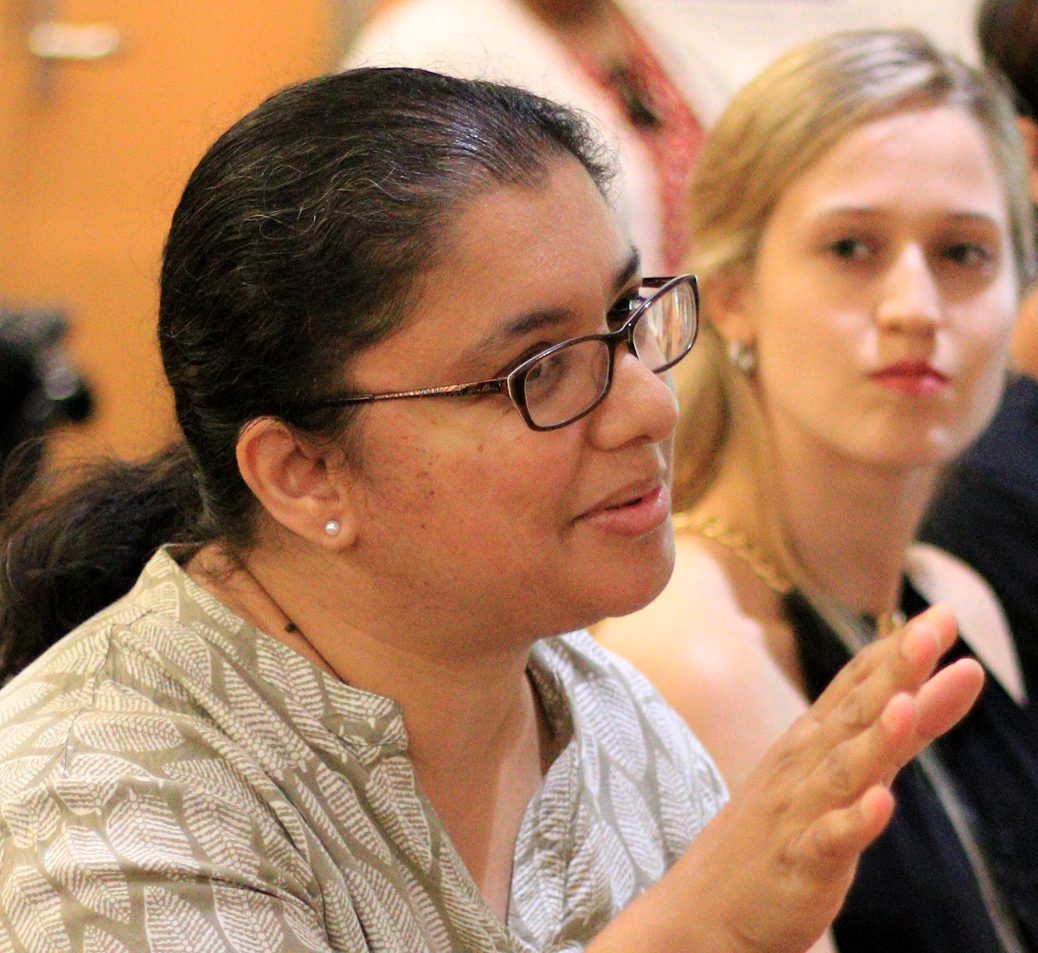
[0, 0, 983, 481]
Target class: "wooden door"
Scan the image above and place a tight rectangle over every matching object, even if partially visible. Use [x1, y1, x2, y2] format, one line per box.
[0, 0, 337, 461]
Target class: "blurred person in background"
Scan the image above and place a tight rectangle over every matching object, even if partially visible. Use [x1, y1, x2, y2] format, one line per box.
[0, 65, 982, 953]
[0, 307, 92, 514]
[922, 0, 1038, 701]
[343, 0, 725, 274]
[598, 29, 1038, 953]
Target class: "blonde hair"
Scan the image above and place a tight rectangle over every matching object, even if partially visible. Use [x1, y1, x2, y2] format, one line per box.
[676, 28, 1038, 584]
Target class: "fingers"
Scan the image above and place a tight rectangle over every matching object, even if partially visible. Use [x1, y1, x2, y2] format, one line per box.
[912, 657, 985, 746]
[756, 614, 940, 800]
[812, 624, 982, 783]
[809, 606, 956, 737]
[908, 604, 958, 652]
[788, 615, 981, 835]
[800, 690, 916, 817]
[708, 604, 978, 952]
[794, 784, 896, 873]
[793, 699, 910, 865]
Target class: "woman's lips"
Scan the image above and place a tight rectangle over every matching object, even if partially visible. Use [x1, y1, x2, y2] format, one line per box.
[870, 360, 949, 396]
[577, 484, 671, 537]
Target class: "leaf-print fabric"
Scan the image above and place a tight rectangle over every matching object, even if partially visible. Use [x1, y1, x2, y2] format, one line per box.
[0, 549, 725, 952]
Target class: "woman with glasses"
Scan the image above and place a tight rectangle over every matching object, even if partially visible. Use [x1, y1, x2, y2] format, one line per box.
[0, 66, 980, 952]
[598, 29, 1038, 953]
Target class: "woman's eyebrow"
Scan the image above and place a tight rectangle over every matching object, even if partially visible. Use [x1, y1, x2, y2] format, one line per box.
[810, 204, 885, 220]
[946, 210, 1005, 228]
[613, 247, 641, 293]
[455, 248, 641, 370]
[452, 308, 571, 374]
[813, 205, 1005, 227]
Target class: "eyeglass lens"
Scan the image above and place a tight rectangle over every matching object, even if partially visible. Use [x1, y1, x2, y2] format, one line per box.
[523, 279, 696, 428]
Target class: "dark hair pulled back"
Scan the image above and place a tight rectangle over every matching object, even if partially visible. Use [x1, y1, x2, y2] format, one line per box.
[978, 0, 1038, 117]
[0, 67, 610, 681]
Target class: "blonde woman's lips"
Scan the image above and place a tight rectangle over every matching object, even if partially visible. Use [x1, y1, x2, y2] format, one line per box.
[870, 360, 949, 396]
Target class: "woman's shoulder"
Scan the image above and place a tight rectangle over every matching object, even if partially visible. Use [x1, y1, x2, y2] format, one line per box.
[596, 532, 785, 683]
[0, 595, 319, 889]
[0, 611, 243, 803]
[0, 659, 325, 953]
[594, 534, 809, 791]
[907, 542, 1026, 704]
[0, 551, 290, 806]
[0, 586, 160, 776]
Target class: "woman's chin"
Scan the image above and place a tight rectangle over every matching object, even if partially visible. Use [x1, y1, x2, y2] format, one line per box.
[586, 548, 676, 625]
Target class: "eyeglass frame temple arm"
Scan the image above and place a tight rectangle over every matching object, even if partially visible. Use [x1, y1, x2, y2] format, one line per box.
[315, 378, 508, 407]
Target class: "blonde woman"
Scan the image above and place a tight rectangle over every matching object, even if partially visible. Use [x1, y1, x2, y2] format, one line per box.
[598, 30, 1038, 953]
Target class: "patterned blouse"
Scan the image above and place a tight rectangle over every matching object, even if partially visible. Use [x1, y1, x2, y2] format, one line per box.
[0, 549, 725, 952]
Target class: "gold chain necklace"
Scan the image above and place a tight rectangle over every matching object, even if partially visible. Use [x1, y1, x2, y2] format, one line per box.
[672, 511, 793, 596]
[672, 511, 907, 637]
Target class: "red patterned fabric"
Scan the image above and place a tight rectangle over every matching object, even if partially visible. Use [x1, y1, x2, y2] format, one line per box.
[569, 13, 705, 271]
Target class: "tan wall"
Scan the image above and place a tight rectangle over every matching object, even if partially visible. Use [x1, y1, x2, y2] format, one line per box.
[1, 0, 340, 462]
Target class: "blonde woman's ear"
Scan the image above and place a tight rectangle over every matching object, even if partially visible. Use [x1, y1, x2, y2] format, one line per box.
[701, 268, 757, 352]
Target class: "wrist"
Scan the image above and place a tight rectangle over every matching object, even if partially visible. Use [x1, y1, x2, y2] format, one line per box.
[587, 851, 748, 953]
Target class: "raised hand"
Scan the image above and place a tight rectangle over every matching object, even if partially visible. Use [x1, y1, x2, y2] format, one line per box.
[697, 604, 983, 952]
[591, 605, 985, 953]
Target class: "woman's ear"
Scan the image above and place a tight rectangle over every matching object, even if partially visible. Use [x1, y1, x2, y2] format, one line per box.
[235, 418, 357, 549]
[702, 267, 757, 348]
[1018, 116, 1038, 204]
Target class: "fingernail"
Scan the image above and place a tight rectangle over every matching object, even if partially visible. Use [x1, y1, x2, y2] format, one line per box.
[900, 622, 936, 664]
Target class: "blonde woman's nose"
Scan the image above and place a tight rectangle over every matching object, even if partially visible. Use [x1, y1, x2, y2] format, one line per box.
[875, 244, 943, 333]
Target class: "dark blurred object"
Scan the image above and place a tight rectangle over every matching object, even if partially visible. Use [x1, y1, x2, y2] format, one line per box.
[977, 0, 1038, 118]
[0, 306, 93, 508]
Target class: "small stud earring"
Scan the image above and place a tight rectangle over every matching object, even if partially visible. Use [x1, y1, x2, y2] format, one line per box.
[726, 340, 758, 375]
[324, 519, 341, 538]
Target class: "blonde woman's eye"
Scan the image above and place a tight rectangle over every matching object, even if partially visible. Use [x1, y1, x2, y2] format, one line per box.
[945, 243, 993, 268]
[828, 237, 869, 261]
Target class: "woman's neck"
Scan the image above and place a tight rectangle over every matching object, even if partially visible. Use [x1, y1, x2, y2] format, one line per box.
[701, 430, 939, 619]
[185, 539, 547, 776]
[184, 539, 553, 922]
[777, 451, 933, 617]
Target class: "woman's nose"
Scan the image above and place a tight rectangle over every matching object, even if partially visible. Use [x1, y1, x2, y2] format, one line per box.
[875, 245, 943, 334]
[587, 348, 679, 450]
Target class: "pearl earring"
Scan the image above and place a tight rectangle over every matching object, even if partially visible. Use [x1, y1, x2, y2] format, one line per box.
[324, 519, 341, 537]
[726, 340, 757, 375]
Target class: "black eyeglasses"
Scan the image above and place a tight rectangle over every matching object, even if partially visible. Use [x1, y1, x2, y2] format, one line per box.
[291, 274, 699, 432]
